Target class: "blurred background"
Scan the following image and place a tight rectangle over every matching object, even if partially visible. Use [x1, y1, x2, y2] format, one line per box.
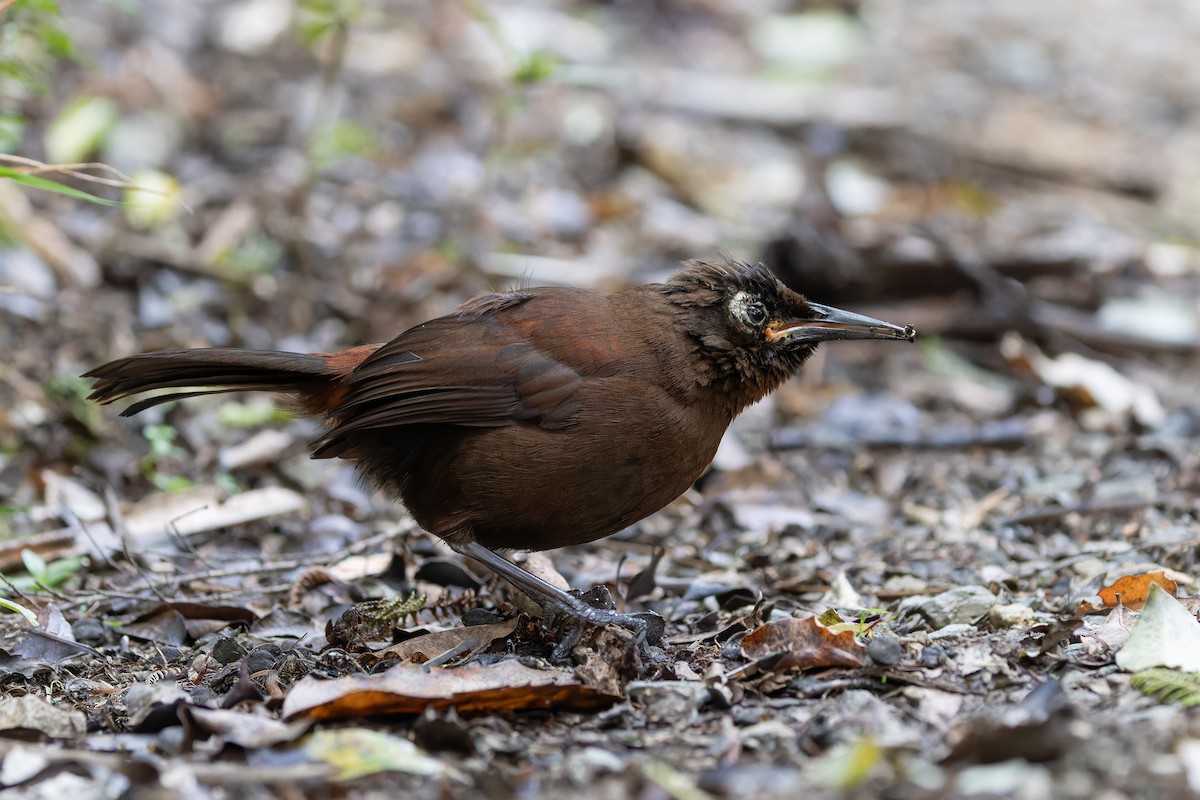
[4, 0, 1199, 343]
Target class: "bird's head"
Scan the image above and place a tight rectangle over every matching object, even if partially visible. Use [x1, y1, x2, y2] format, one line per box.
[663, 260, 916, 411]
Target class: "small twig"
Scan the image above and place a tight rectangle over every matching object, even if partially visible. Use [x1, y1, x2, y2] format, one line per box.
[871, 668, 977, 694]
[422, 636, 482, 668]
[62, 507, 117, 573]
[771, 416, 1033, 452]
[118, 235, 252, 285]
[140, 525, 410, 595]
[167, 510, 218, 573]
[97, 486, 126, 570]
[998, 497, 1165, 526]
[0, 154, 136, 186]
[120, 525, 170, 602]
[792, 675, 888, 698]
[918, 223, 1199, 355]
[31, 576, 73, 603]
[0, 154, 194, 212]
[0, 573, 34, 605]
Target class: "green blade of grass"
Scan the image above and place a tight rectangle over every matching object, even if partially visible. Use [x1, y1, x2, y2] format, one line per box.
[0, 166, 123, 206]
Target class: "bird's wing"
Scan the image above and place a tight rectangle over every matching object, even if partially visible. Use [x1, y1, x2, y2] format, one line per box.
[314, 290, 603, 451]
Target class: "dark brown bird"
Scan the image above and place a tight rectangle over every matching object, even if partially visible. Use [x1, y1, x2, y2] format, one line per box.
[86, 260, 915, 635]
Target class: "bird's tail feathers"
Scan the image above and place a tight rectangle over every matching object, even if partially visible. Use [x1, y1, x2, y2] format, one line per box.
[84, 348, 354, 416]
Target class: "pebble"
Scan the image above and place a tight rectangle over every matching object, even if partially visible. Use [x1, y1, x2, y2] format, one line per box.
[867, 634, 903, 665]
[989, 603, 1035, 628]
[626, 681, 709, 726]
[899, 585, 997, 629]
[105, 111, 184, 172]
[929, 623, 978, 640]
[216, 0, 293, 55]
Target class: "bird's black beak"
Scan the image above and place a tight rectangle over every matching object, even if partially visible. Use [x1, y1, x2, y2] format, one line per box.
[767, 302, 917, 344]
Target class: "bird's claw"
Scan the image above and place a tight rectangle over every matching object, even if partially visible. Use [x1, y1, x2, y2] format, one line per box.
[543, 592, 665, 654]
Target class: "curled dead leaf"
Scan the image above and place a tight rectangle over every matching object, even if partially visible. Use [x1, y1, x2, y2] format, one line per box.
[368, 620, 517, 664]
[740, 615, 867, 673]
[282, 658, 620, 720]
[183, 706, 312, 748]
[1077, 571, 1178, 614]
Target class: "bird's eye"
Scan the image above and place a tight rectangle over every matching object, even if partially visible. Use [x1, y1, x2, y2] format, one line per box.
[730, 291, 771, 331]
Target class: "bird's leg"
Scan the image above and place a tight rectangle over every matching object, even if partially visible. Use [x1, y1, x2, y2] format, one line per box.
[449, 540, 664, 645]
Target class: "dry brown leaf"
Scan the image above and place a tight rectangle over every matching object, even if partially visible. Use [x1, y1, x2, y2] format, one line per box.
[371, 620, 518, 663]
[282, 659, 620, 720]
[740, 615, 867, 672]
[1005, 335, 1166, 427]
[132, 602, 259, 625]
[183, 707, 312, 748]
[118, 602, 258, 643]
[1077, 571, 1178, 614]
[1077, 605, 1135, 653]
[944, 680, 1070, 764]
[122, 486, 306, 543]
[0, 695, 87, 740]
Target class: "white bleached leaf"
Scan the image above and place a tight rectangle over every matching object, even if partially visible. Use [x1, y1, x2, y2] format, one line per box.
[1115, 583, 1200, 672]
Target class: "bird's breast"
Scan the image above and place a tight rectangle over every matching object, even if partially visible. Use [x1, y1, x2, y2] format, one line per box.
[406, 380, 729, 552]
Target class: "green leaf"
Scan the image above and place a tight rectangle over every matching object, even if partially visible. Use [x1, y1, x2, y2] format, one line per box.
[818, 608, 845, 626]
[20, 549, 48, 580]
[1, 553, 84, 597]
[142, 423, 180, 458]
[0, 166, 123, 206]
[45, 372, 107, 435]
[0, 598, 38, 625]
[215, 472, 241, 495]
[812, 738, 883, 790]
[39, 555, 85, 587]
[308, 120, 376, 171]
[302, 728, 445, 781]
[1133, 668, 1200, 707]
[296, 0, 364, 47]
[217, 401, 290, 428]
[0, 0, 74, 97]
[214, 231, 283, 276]
[140, 423, 194, 491]
[513, 51, 559, 84]
[44, 27, 75, 59]
[44, 94, 119, 163]
[0, 115, 26, 152]
[150, 474, 195, 493]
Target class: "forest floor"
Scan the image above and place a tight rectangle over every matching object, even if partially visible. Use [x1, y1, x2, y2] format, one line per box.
[1, 2, 1198, 798]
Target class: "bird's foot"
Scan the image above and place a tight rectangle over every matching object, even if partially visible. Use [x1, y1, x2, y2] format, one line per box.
[544, 589, 665, 663]
[449, 541, 666, 651]
[543, 585, 665, 645]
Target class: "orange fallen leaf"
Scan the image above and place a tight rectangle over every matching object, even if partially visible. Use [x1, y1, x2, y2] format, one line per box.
[741, 615, 867, 672]
[1078, 571, 1178, 614]
[282, 659, 619, 720]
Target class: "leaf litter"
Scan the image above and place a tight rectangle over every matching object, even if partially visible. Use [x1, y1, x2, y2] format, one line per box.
[2, 1, 1199, 798]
